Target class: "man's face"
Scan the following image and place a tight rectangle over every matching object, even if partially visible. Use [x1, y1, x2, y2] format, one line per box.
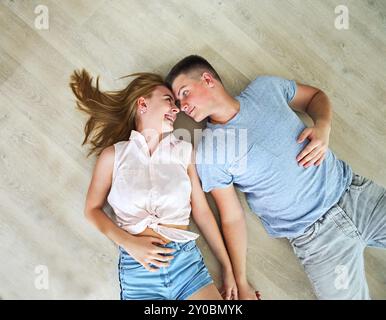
[171, 73, 213, 122]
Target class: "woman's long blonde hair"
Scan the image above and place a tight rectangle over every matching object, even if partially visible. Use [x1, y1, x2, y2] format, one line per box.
[69, 69, 165, 157]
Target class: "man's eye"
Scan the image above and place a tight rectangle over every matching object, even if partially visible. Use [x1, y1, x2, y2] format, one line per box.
[182, 90, 189, 97]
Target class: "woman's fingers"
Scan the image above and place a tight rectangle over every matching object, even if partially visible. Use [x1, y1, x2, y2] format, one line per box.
[148, 237, 175, 257]
[150, 253, 174, 262]
[143, 264, 159, 272]
[140, 237, 177, 271]
[232, 288, 239, 300]
[149, 242, 176, 255]
[141, 258, 160, 272]
[148, 259, 170, 268]
[156, 247, 176, 255]
[149, 237, 167, 246]
[224, 288, 232, 300]
[141, 259, 169, 271]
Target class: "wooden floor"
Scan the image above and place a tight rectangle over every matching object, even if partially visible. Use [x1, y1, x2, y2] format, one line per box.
[1, 0, 385, 299]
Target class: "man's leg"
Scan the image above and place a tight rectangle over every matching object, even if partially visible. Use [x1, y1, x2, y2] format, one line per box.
[290, 173, 386, 299]
[289, 204, 370, 299]
[340, 173, 386, 249]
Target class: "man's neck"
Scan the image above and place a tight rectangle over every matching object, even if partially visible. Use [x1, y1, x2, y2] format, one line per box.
[209, 96, 240, 125]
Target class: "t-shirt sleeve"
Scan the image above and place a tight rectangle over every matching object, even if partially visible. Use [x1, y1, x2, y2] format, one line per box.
[195, 147, 234, 193]
[196, 162, 233, 193]
[250, 75, 297, 104]
[279, 77, 297, 103]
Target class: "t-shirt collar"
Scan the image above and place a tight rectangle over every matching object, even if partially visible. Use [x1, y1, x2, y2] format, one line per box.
[207, 96, 243, 129]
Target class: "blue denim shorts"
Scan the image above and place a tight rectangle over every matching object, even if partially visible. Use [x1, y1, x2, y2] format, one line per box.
[118, 240, 213, 300]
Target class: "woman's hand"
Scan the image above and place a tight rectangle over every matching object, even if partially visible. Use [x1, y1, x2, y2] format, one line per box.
[220, 268, 238, 300]
[121, 235, 175, 272]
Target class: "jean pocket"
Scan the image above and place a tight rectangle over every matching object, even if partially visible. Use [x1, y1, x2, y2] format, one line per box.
[349, 174, 371, 191]
[180, 241, 204, 264]
[181, 240, 197, 252]
[119, 251, 143, 271]
[332, 206, 362, 241]
[290, 221, 320, 248]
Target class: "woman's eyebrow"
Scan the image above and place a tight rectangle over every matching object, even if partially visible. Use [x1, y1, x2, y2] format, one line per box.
[163, 94, 175, 101]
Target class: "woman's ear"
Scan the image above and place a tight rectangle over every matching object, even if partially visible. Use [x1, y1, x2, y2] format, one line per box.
[137, 97, 147, 114]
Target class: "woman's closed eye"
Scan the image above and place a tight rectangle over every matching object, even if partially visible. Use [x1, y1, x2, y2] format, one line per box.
[165, 97, 174, 105]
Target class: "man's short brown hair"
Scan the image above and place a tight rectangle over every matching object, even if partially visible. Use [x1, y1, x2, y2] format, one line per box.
[165, 55, 222, 89]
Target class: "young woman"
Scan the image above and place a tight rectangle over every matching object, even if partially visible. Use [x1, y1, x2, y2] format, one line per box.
[69, 70, 237, 300]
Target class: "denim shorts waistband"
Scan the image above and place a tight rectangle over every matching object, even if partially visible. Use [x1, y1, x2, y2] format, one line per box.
[162, 239, 196, 251]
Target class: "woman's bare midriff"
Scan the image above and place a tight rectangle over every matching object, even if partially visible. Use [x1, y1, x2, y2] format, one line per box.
[136, 224, 189, 244]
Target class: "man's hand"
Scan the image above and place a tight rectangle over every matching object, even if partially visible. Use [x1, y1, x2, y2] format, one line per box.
[289, 83, 332, 168]
[237, 280, 261, 300]
[296, 123, 331, 168]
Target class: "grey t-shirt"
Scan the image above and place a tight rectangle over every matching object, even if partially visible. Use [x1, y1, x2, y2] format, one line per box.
[196, 76, 352, 238]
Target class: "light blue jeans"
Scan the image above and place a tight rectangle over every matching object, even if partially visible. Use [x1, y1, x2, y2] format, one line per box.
[289, 173, 386, 299]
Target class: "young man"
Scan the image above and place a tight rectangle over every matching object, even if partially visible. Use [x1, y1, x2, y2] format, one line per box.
[165, 55, 386, 300]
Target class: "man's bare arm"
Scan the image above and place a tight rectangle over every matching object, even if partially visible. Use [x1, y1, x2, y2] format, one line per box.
[211, 185, 258, 300]
[290, 83, 332, 167]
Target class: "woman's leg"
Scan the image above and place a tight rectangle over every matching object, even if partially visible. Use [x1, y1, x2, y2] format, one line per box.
[187, 283, 223, 300]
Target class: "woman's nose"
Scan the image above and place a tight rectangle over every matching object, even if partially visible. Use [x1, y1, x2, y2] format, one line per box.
[171, 105, 180, 114]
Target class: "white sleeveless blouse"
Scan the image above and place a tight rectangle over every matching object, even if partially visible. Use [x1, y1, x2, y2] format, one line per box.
[107, 130, 199, 242]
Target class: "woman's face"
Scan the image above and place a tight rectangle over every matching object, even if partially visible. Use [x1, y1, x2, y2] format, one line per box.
[137, 85, 179, 134]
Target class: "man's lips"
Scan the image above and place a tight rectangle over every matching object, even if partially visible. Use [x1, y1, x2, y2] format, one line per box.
[186, 106, 195, 116]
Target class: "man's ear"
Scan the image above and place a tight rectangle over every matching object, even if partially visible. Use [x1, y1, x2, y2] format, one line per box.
[201, 72, 215, 88]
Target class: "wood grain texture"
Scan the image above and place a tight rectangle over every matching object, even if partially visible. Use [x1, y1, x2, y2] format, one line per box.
[1, 0, 385, 299]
